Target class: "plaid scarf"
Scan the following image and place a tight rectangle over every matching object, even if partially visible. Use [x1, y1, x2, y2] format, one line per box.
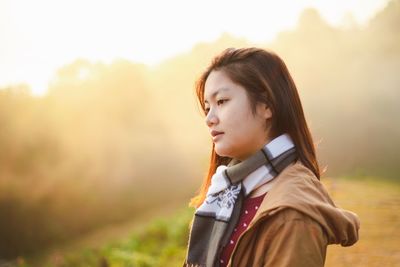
[183, 133, 297, 267]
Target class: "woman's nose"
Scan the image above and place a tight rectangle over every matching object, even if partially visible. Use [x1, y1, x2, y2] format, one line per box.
[205, 109, 219, 127]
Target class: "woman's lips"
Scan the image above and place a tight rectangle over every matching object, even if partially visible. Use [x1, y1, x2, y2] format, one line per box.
[211, 130, 224, 137]
[211, 130, 223, 141]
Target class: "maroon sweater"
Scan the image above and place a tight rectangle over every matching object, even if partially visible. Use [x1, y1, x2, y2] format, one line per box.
[219, 192, 267, 267]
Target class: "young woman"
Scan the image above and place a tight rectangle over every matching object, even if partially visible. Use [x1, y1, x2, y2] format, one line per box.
[183, 47, 360, 267]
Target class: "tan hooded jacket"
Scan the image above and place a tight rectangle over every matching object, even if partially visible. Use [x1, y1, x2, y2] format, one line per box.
[224, 160, 360, 267]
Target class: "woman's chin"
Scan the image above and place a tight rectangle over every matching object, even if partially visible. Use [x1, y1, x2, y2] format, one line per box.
[214, 145, 233, 158]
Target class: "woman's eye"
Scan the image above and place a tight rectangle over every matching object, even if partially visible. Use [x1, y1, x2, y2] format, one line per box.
[217, 99, 228, 105]
[204, 100, 228, 115]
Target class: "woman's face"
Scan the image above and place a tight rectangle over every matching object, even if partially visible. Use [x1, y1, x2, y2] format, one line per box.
[204, 70, 272, 161]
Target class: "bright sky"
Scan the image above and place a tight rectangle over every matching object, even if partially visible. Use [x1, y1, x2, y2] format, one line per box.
[0, 0, 389, 95]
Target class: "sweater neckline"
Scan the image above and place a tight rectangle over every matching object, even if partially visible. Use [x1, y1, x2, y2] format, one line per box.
[246, 192, 267, 203]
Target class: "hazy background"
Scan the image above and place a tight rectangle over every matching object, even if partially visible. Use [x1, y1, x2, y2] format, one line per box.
[0, 0, 399, 261]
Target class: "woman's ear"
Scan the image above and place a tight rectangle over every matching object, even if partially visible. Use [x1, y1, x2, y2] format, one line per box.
[264, 106, 272, 120]
[257, 103, 272, 120]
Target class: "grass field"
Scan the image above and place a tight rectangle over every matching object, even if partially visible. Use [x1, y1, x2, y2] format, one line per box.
[9, 176, 400, 267]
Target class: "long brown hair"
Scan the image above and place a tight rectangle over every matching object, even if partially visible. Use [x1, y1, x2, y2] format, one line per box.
[189, 47, 320, 208]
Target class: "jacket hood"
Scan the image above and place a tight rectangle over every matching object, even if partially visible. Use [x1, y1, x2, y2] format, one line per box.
[255, 161, 360, 247]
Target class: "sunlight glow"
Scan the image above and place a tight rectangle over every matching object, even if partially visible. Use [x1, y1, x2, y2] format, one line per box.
[0, 0, 389, 96]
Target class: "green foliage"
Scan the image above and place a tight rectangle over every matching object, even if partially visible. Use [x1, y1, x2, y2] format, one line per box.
[15, 206, 194, 267]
